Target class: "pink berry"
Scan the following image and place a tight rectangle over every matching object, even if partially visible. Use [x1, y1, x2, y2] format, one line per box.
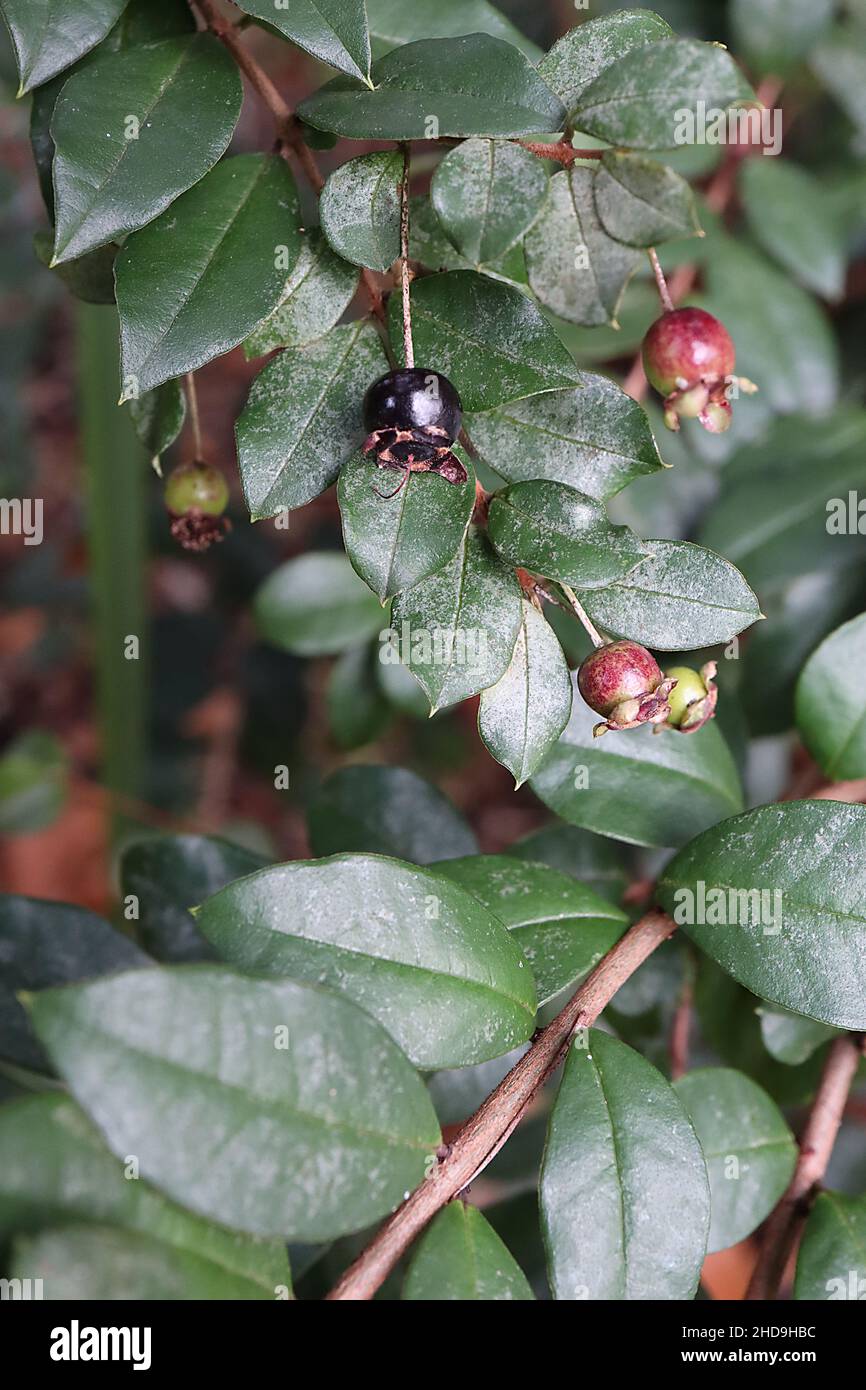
[642, 308, 735, 396]
[577, 640, 677, 738]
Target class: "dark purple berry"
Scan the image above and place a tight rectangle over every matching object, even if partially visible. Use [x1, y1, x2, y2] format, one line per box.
[363, 368, 462, 443]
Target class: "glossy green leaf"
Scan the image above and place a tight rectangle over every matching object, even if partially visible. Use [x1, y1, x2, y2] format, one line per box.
[466, 375, 665, 502]
[540, 1030, 709, 1299]
[235, 0, 371, 82]
[757, 1003, 840, 1067]
[0, 731, 67, 835]
[508, 824, 630, 905]
[28, 966, 441, 1241]
[128, 379, 186, 466]
[539, 9, 673, 121]
[307, 764, 478, 863]
[237, 320, 387, 519]
[0, 895, 148, 1074]
[478, 597, 572, 788]
[33, 229, 117, 304]
[390, 528, 522, 711]
[811, 25, 866, 144]
[795, 1192, 866, 1300]
[525, 167, 641, 327]
[732, 0, 835, 76]
[578, 539, 763, 649]
[674, 1068, 796, 1253]
[327, 644, 392, 749]
[244, 231, 359, 357]
[795, 613, 866, 779]
[403, 1202, 534, 1300]
[487, 480, 648, 589]
[435, 854, 627, 1005]
[531, 689, 743, 848]
[390, 270, 580, 411]
[571, 38, 754, 150]
[658, 801, 866, 1030]
[320, 151, 401, 271]
[254, 551, 385, 656]
[297, 35, 565, 141]
[366, 0, 541, 62]
[1, 0, 127, 94]
[431, 139, 548, 265]
[51, 34, 243, 264]
[376, 651, 430, 719]
[116, 155, 299, 397]
[121, 834, 267, 965]
[338, 448, 475, 601]
[197, 853, 535, 1069]
[594, 152, 701, 248]
[0, 1094, 289, 1298]
[740, 159, 846, 301]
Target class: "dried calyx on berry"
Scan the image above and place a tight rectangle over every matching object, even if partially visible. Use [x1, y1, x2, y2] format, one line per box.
[578, 639, 677, 738]
[641, 307, 757, 434]
[362, 368, 466, 498]
[164, 461, 230, 553]
[663, 661, 718, 733]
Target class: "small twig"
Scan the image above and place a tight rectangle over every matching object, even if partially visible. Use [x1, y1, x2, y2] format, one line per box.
[517, 139, 602, 166]
[647, 247, 674, 313]
[809, 778, 866, 804]
[746, 1033, 865, 1300]
[560, 583, 606, 648]
[399, 144, 414, 368]
[326, 910, 678, 1300]
[184, 372, 203, 460]
[669, 947, 696, 1081]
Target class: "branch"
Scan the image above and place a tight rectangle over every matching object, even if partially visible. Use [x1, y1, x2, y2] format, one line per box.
[517, 140, 602, 166]
[399, 144, 414, 368]
[746, 1032, 865, 1300]
[326, 909, 678, 1300]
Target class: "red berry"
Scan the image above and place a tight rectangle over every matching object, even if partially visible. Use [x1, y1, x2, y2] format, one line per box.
[577, 640, 677, 738]
[642, 308, 735, 397]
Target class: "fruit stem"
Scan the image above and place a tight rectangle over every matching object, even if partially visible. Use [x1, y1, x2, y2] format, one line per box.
[561, 583, 606, 648]
[648, 246, 674, 313]
[399, 143, 414, 369]
[185, 372, 203, 460]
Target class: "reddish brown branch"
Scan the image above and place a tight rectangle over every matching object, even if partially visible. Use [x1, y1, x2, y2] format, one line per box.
[517, 139, 603, 166]
[326, 909, 678, 1300]
[746, 1033, 865, 1300]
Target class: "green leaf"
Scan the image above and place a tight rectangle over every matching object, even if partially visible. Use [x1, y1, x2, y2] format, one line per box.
[244, 231, 360, 357]
[366, 0, 541, 63]
[307, 765, 478, 863]
[0, 1094, 289, 1298]
[674, 1068, 796, 1254]
[508, 824, 630, 905]
[327, 644, 392, 749]
[795, 1192, 866, 1301]
[811, 24, 866, 145]
[540, 1031, 709, 1299]
[525, 167, 641, 327]
[298, 34, 565, 141]
[254, 551, 385, 656]
[128, 379, 186, 466]
[577, 539, 763, 650]
[338, 448, 475, 601]
[0, 731, 67, 835]
[435, 854, 627, 1005]
[571, 38, 755, 150]
[121, 834, 267, 965]
[376, 652, 430, 719]
[33, 229, 117, 304]
[431, 139, 548, 265]
[389, 270, 580, 411]
[757, 1003, 840, 1067]
[732, 0, 835, 76]
[235, 0, 371, 82]
[531, 690, 743, 849]
[539, 9, 673, 121]
[237, 320, 387, 519]
[740, 159, 846, 301]
[487, 480, 649, 589]
[478, 597, 572, 788]
[390, 528, 523, 711]
[658, 801, 866, 1030]
[320, 151, 401, 271]
[51, 34, 243, 264]
[1, 0, 128, 94]
[466, 374, 665, 502]
[28, 966, 441, 1241]
[0, 895, 148, 1074]
[197, 853, 535, 1069]
[594, 152, 701, 248]
[403, 1202, 534, 1300]
[116, 155, 299, 397]
[796, 613, 866, 780]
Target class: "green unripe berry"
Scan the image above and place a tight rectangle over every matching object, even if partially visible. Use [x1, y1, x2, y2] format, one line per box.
[164, 461, 229, 518]
[665, 666, 709, 727]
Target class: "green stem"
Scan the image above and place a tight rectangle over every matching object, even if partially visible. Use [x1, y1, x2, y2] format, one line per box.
[77, 303, 148, 838]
